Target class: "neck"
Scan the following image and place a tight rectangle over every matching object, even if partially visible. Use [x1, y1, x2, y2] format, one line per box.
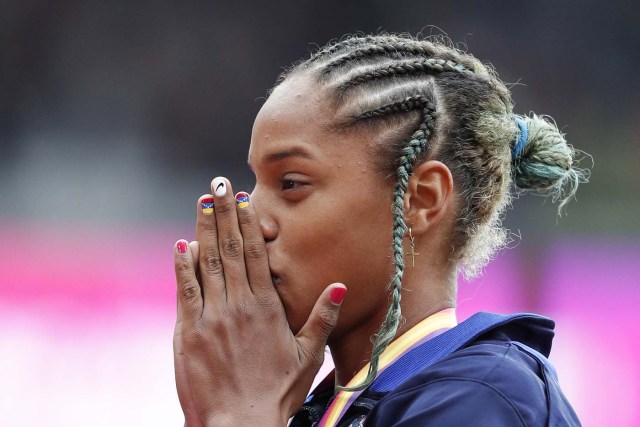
[328, 268, 457, 387]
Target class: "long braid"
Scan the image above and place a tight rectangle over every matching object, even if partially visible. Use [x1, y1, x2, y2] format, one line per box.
[338, 58, 467, 93]
[340, 98, 437, 392]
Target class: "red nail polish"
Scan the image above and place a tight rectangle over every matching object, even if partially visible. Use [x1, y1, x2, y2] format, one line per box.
[177, 240, 188, 254]
[330, 287, 347, 305]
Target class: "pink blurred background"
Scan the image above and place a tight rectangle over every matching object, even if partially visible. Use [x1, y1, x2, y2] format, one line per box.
[1, 222, 638, 426]
[2, 2, 639, 426]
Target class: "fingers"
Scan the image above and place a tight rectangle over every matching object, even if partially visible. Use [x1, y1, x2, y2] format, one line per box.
[209, 177, 251, 303]
[296, 284, 347, 369]
[174, 239, 203, 323]
[196, 194, 226, 306]
[234, 191, 274, 296]
[194, 176, 274, 310]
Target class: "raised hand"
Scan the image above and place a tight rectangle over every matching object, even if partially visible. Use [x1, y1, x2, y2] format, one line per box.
[173, 177, 346, 427]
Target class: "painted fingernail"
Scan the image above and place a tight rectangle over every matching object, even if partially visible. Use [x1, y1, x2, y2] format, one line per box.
[236, 192, 250, 209]
[201, 197, 214, 215]
[330, 287, 347, 305]
[212, 177, 227, 197]
[176, 240, 188, 254]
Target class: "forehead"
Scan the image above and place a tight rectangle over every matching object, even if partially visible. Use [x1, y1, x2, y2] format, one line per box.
[248, 72, 381, 172]
[250, 73, 331, 156]
[259, 72, 330, 126]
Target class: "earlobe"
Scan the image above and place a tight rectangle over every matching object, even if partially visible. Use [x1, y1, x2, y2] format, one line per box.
[403, 160, 454, 235]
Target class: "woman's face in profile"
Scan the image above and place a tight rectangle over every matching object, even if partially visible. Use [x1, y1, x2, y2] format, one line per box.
[247, 72, 397, 336]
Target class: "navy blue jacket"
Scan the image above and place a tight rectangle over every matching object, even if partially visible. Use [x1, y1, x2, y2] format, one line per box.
[291, 313, 581, 426]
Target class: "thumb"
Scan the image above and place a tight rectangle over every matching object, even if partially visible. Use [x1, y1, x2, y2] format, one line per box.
[296, 284, 347, 368]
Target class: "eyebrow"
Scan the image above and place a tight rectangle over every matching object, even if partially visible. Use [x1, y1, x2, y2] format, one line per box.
[248, 147, 314, 171]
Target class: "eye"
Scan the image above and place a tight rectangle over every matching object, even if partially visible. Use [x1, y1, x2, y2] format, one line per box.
[278, 173, 311, 201]
[281, 178, 302, 190]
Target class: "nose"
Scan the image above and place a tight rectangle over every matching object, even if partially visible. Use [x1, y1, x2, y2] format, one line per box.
[250, 186, 277, 243]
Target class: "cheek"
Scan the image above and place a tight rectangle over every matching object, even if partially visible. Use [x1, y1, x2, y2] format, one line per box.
[276, 186, 395, 330]
[294, 195, 394, 291]
[298, 196, 391, 262]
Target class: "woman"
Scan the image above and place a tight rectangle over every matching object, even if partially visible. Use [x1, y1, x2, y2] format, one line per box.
[173, 34, 585, 426]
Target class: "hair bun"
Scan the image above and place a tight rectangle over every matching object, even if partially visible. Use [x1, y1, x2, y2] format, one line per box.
[511, 114, 589, 211]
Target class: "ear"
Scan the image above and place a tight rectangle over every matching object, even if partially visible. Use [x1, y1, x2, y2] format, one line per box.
[403, 160, 454, 235]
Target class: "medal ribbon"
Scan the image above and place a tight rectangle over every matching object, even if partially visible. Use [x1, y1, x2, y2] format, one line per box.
[318, 308, 457, 427]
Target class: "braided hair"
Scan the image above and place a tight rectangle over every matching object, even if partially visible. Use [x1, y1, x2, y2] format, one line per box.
[270, 34, 588, 391]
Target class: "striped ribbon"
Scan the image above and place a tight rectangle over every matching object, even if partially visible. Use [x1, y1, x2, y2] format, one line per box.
[317, 308, 457, 427]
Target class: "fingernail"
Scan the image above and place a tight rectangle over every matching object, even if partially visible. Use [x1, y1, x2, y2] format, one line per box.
[201, 197, 214, 214]
[212, 177, 227, 197]
[176, 240, 188, 254]
[235, 192, 250, 209]
[330, 287, 347, 305]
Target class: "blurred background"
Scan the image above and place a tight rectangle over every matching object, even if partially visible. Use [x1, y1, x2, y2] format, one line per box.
[1, 1, 638, 425]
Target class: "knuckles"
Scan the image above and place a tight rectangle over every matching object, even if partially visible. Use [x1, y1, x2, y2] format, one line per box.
[232, 299, 255, 322]
[175, 259, 202, 303]
[200, 307, 248, 337]
[316, 307, 338, 337]
[180, 280, 201, 302]
[213, 199, 234, 215]
[221, 235, 243, 259]
[182, 324, 206, 348]
[202, 252, 224, 274]
[175, 258, 193, 274]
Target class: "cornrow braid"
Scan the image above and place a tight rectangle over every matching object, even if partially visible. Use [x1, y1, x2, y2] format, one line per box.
[309, 36, 511, 109]
[321, 40, 444, 75]
[340, 97, 437, 392]
[355, 95, 431, 121]
[307, 35, 384, 63]
[338, 58, 467, 93]
[322, 44, 401, 75]
[312, 33, 442, 64]
[270, 37, 381, 92]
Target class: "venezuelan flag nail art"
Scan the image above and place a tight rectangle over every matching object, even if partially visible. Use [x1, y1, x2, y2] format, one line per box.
[235, 192, 250, 209]
[201, 197, 214, 214]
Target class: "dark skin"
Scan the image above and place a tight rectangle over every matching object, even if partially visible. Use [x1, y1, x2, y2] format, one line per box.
[173, 71, 458, 426]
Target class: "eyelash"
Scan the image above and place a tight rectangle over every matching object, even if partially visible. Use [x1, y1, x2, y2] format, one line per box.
[281, 178, 303, 191]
